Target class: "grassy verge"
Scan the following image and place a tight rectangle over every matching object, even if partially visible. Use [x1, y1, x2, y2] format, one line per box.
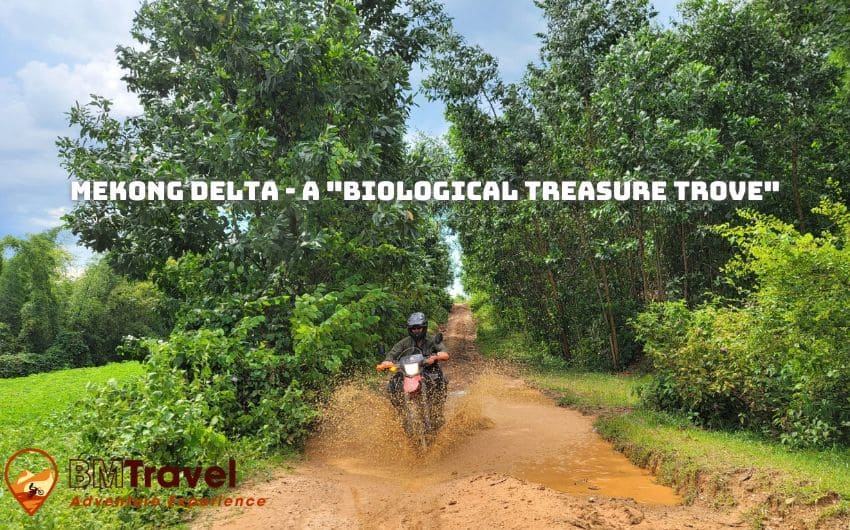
[0, 361, 298, 529]
[470, 300, 850, 527]
[0, 362, 144, 426]
[597, 411, 850, 507]
[0, 362, 144, 528]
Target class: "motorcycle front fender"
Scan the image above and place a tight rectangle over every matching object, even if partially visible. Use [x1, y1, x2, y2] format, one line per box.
[403, 374, 422, 393]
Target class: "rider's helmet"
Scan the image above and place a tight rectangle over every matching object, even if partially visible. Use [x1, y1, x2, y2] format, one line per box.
[406, 312, 427, 342]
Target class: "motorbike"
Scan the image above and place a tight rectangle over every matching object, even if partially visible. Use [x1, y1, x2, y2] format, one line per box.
[27, 483, 45, 498]
[377, 333, 449, 451]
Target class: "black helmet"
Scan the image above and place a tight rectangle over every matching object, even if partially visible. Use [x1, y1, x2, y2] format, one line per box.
[406, 312, 427, 341]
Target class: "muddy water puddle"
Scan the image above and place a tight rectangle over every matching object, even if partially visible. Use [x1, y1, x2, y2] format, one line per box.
[308, 373, 680, 506]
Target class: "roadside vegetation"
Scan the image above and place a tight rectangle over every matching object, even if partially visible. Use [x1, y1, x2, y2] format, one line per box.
[16, 1, 455, 527]
[1, 0, 848, 528]
[0, 363, 144, 528]
[0, 361, 297, 529]
[0, 230, 171, 378]
[435, 0, 850, 451]
[472, 298, 850, 526]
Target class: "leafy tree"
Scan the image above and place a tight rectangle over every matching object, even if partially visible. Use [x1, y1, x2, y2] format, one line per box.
[60, 0, 453, 358]
[636, 200, 850, 447]
[64, 259, 171, 365]
[59, 0, 454, 489]
[427, 0, 657, 368]
[426, 0, 850, 372]
[0, 230, 66, 353]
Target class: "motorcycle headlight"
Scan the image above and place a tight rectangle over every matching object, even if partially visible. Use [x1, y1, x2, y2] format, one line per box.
[403, 363, 420, 376]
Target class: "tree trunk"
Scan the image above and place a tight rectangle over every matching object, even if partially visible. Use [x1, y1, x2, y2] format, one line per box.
[652, 216, 666, 301]
[791, 139, 806, 231]
[576, 213, 621, 370]
[680, 222, 689, 303]
[636, 206, 649, 302]
[532, 216, 572, 360]
[598, 259, 620, 370]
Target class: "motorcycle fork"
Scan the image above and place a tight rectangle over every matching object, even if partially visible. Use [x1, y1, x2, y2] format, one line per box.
[420, 383, 432, 431]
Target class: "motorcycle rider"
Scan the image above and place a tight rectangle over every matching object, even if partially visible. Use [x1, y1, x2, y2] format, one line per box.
[378, 312, 449, 426]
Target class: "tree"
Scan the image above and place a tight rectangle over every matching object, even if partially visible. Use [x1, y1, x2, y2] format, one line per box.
[0, 231, 66, 353]
[63, 259, 171, 365]
[425, 0, 850, 370]
[59, 0, 454, 464]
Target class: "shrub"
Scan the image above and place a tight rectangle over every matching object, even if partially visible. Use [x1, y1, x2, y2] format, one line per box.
[46, 330, 92, 368]
[634, 201, 850, 447]
[0, 322, 20, 356]
[0, 353, 54, 378]
[75, 283, 393, 471]
[65, 260, 171, 365]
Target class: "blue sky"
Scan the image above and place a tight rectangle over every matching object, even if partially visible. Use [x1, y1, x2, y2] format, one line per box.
[0, 0, 679, 268]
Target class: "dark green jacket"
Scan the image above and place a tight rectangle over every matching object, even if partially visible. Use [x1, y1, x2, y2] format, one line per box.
[384, 334, 446, 363]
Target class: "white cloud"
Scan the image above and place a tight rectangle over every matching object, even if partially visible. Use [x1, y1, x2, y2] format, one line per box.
[16, 58, 141, 127]
[0, 0, 139, 61]
[0, 2, 140, 239]
[27, 206, 67, 229]
[0, 56, 140, 190]
[0, 55, 140, 241]
[0, 80, 51, 153]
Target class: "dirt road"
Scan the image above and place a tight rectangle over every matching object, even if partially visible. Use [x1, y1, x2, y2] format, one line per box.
[197, 304, 738, 529]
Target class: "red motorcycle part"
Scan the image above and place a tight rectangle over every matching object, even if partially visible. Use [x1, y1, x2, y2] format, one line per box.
[403, 374, 422, 393]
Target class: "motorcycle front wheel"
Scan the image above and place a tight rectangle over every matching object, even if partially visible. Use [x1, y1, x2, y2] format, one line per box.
[403, 393, 430, 452]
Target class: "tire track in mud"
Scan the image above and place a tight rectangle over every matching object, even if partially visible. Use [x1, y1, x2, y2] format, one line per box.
[196, 304, 739, 530]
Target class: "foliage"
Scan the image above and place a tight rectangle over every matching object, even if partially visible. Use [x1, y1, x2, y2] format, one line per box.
[0, 230, 66, 354]
[635, 201, 850, 447]
[0, 353, 57, 378]
[75, 284, 394, 475]
[597, 408, 850, 515]
[425, 0, 850, 373]
[0, 234, 172, 377]
[64, 259, 171, 365]
[0, 363, 144, 529]
[56, 6, 454, 526]
[44, 331, 91, 368]
[0, 322, 20, 356]
[58, 0, 451, 280]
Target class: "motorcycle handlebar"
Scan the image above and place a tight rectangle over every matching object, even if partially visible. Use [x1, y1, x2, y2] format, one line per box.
[376, 353, 450, 372]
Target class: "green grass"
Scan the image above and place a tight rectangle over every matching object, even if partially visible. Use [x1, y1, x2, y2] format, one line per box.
[597, 410, 850, 510]
[531, 371, 648, 409]
[469, 300, 850, 525]
[472, 300, 572, 370]
[472, 299, 648, 410]
[0, 362, 144, 529]
[0, 361, 299, 529]
[0, 362, 143, 426]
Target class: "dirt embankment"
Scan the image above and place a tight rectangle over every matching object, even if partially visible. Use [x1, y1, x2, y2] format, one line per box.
[194, 305, 756, 529]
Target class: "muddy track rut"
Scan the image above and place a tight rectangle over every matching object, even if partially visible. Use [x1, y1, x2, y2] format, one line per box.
[196, 304, 742, 530]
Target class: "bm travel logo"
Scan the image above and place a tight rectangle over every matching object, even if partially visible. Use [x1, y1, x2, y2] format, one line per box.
[3, 448, 267, 516]
[4, 448, 58, 516]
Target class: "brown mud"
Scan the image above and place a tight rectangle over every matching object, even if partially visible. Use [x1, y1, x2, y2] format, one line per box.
[195, 304, 747, 529]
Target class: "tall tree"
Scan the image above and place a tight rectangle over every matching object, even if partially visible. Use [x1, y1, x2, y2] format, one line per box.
[0, 230, 66, 352]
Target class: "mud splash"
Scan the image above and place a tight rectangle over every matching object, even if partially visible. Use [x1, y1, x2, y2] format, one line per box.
[197, 304, 742, 530]
[306, 375, 495, 489]
[308, 371, 679, 505]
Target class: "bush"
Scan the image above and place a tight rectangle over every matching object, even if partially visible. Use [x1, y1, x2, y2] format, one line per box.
[0, 353, 55, 378]
[46, 330, 92, 368]
[64, 260, 171, 365]
[0, 331, 94, 378]
[634, 201, 850, 447]
[75, 283, 394, 472]
[0, 322, 20, 356]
